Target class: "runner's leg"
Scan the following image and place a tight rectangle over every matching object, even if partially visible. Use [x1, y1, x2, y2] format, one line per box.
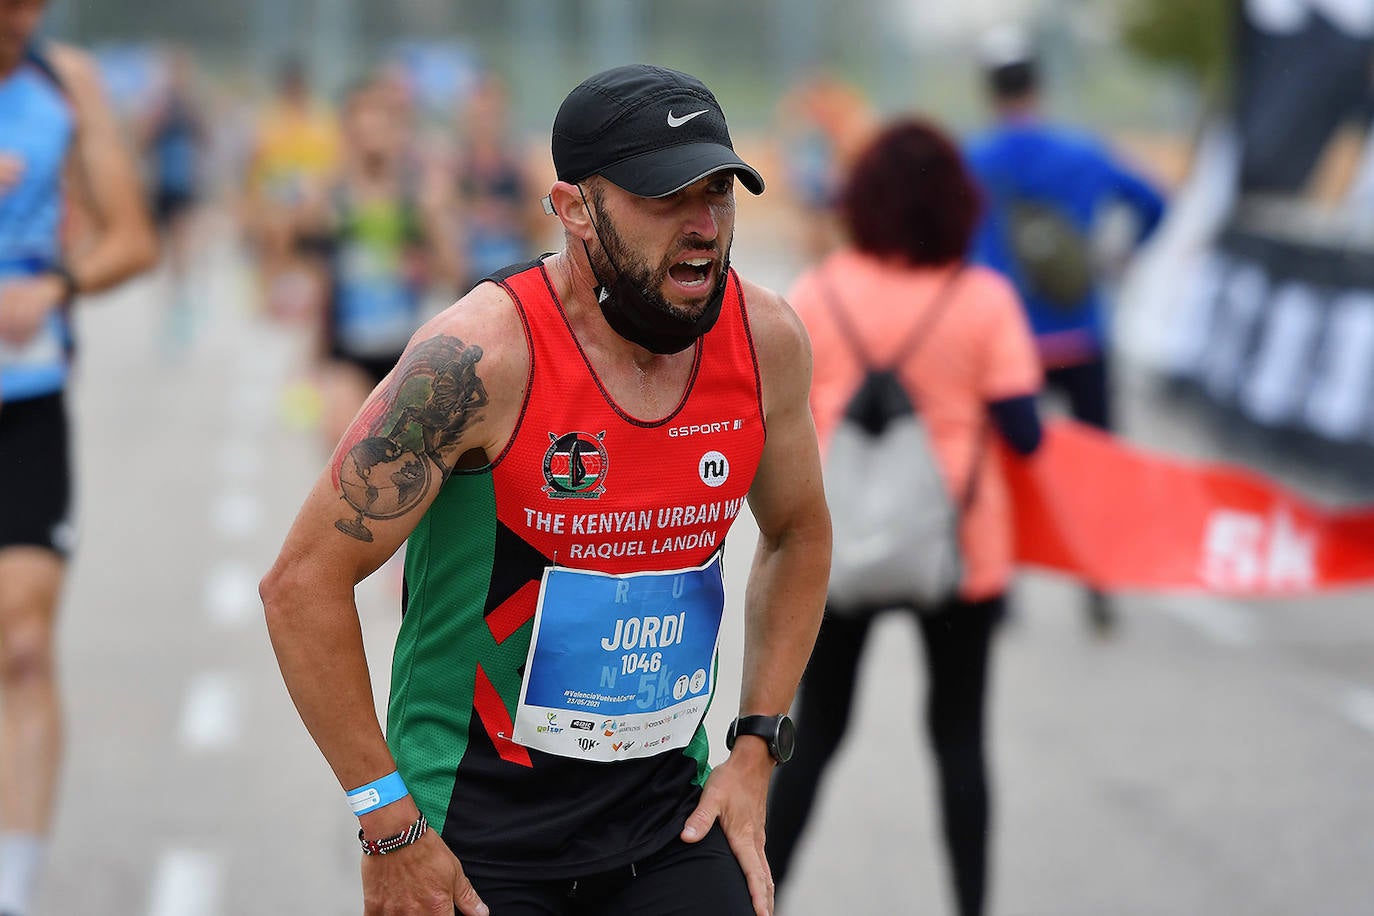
[320, 359, 381, 449]
[0, 548, 64, 916]
[915, 595, 1004, 916]
[1045, 360, 1117, 635]
[765, 609, 872, 888]
[461, 872, 570, 916]
[0, 394, 73, 914]
[603, 824, 752, 916]
[1056, 357, 1112, 431]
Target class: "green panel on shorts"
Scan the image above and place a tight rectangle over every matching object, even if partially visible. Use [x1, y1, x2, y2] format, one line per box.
[389, 471, 499, 826]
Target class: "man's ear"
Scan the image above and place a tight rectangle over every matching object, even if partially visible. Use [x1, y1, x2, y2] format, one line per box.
[549, 180, 595, 242]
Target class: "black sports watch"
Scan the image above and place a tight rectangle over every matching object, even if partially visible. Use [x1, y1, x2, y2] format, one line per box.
[47, 261, 79, 301]
[725, 714, 796, 764]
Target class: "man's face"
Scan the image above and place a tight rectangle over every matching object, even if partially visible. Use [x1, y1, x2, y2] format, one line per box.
[346, 90, 406, 163]
[586, 174, 736, 320]
[0, 0, 46, 71]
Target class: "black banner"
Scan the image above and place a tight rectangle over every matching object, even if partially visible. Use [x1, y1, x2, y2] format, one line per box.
[1235, 0, 1374, 192]
[1166, 217, 1374, 460]
[1160, 1, 1374, 468]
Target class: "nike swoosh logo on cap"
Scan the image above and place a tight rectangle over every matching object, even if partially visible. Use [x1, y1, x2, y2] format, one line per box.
[667, 109, 709, 128]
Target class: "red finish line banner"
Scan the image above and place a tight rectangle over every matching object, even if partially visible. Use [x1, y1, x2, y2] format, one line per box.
[1003, 421, 1374, 595]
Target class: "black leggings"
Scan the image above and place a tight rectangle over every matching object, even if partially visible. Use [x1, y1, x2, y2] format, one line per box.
[766, 595, 1004, 916]
[1043, 359, 1114, 621]
[1044, 356, 1112, 431]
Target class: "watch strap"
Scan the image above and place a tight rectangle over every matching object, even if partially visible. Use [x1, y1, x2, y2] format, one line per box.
[732, 714, 781, 740]
[49, 262, 79, 301]
[728, 714, 784, 760]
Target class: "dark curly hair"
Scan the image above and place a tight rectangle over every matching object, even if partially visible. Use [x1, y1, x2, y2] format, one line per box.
[840, 118, 982, 266]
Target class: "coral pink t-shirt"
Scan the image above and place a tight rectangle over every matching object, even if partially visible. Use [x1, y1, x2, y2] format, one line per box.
[792, 250, 1042, 600]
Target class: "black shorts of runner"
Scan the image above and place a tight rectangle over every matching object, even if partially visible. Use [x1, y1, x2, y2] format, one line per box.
[328, 348, 403, 389]
[464, 824, 753, 916]
[153, 189, 197, 229]
[0, 392, 75, 557]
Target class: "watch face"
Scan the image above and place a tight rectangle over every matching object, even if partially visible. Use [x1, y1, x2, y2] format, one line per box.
[775, 715, 797, 763]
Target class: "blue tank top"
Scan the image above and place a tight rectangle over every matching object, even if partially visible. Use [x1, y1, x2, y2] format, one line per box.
[328, 186, 426, 359]
[458, 151, 531, 285]
[0, 49, 75, 401]
[152, 95, 200, 196]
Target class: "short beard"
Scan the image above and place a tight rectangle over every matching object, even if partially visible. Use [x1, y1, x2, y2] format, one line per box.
[587, 185, 730, 320]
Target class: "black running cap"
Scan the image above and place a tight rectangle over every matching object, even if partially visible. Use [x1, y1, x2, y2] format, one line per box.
[552, 64, 764, 198]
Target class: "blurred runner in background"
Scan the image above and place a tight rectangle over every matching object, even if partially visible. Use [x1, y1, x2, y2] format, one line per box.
[294, 76, 456, 449]
[774, 74, 876, 262]
[138, 46, 207, 352]
[0, 1, 157, 912]
[450, 73, 543, 293]
[242, 57, 339, 323]
[965, 30, 1165, 636]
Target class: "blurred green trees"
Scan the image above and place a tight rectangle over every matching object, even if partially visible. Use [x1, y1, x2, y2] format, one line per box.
[1121, 0, 1233, 100]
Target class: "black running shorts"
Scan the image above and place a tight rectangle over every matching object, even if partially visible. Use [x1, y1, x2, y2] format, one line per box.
[464, 824, 754, 916]
[328, 348, 402, 389]
[0, 392, 75, 556]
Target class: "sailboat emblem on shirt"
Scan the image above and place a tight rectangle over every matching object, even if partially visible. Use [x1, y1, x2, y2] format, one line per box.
[543, 431, 609, 499]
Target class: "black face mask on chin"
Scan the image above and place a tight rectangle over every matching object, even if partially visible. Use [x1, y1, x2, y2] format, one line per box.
[578, 186, 729, 355]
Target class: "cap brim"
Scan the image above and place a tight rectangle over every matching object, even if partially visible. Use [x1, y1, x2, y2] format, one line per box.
[599, 142, 765, 198]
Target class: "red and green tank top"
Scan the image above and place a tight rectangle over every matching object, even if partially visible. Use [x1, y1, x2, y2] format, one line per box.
[392, 259, 766, 878]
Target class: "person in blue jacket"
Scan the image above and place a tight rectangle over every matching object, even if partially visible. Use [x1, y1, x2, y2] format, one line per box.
[965, 32, 1165, 635]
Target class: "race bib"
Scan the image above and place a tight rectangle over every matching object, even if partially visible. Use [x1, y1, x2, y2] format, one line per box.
[0, 311, 63, 370]
[512, 554, 725, 762]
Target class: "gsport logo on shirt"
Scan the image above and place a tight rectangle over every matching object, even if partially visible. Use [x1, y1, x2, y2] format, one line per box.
[667, 419, 744, 439]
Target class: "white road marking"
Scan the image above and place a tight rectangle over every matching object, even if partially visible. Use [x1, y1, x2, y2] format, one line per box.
[148, 848, 222, 916]
[211, 491, 262, 540]
[205, 563, 260, 628]
[1159, 595, 1260, 648]
[217, 440, 264, 481]
[179, 672, 242, 752]
[229, 382, 276, 420]
[236, 327, 293, 377]
[1339, 687, 1374, 735]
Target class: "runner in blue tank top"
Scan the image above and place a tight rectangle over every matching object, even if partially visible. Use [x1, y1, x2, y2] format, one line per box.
[0, 2, 157, 912]
[139, 47, 206, 351]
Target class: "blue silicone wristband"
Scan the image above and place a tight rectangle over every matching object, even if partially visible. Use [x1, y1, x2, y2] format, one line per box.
[346, 770, 409, 816]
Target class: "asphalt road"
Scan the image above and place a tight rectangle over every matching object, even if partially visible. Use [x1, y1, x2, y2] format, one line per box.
[27, 225, 1374, 915]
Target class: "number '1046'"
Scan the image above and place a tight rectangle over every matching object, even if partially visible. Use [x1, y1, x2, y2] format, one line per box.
[621, 652, 663, 675]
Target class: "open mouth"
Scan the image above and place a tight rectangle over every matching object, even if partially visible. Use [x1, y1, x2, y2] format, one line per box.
[667, 257, 715, 290]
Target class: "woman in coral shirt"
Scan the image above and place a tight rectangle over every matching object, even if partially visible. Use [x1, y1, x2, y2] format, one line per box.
[766, 120, 1043, 916]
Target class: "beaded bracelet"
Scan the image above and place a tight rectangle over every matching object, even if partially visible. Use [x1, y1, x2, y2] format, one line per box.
[359, 813, 428, 856]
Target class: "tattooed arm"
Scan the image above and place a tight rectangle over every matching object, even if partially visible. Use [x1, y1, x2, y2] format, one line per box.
[260, 282, 526, 916]
[329, 335, 491, 542]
